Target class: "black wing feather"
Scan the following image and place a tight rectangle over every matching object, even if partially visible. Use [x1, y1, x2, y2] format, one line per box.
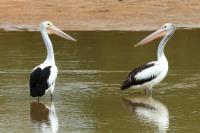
[121, 63, 156, 90]
[29, 66, 52, 97]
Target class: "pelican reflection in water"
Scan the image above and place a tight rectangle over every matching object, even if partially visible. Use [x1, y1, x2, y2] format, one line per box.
[30, 102, 58, 133]
[122, 96, 169, 133]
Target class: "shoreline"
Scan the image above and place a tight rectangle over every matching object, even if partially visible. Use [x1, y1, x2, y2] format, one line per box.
[1, 0, 200, 31]
[1, 24, 200, 32]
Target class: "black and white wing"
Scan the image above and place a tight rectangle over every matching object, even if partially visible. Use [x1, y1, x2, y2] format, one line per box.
[29, 66, 52, 97]
[121, 62, 161, 90]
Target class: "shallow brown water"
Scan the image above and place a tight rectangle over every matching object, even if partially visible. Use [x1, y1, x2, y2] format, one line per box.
[0, 30, 200, 132]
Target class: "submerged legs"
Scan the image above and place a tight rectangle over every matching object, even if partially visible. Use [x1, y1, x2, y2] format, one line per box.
[50, 84, 55, 101]
[37, 96, 40, 102]
[145, 87, 152, 96]
[50, 93, 53, 101]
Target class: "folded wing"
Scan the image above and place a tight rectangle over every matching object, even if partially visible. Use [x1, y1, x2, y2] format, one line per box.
[121, 62, 161, 90]
[29, 66, 51, 97]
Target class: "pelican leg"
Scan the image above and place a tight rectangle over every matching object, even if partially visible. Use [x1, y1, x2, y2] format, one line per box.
[50, 93, 53, 101]
[37, 96, 40, 102]
[149, 88, 152, 96]
[145, 88, 149, 95]
[50, 84, 55, 101]
[145, 87, 152, 96]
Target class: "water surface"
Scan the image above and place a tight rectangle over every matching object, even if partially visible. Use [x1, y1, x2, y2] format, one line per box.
[0, 30, 200, 132]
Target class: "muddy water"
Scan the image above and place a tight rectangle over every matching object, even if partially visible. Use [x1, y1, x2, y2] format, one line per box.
[0, 30, 200, 132]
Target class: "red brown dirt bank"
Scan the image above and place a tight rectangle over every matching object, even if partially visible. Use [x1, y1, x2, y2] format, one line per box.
[0, 0, 200, 31]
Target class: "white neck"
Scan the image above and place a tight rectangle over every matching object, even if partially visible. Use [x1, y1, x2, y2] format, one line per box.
[157, 35, 170, 62]
[41, 29, 55, 63]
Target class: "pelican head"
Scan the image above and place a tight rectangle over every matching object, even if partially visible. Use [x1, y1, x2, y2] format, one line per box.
[40, 21, 76, 42]
[135, 23, 176, 47]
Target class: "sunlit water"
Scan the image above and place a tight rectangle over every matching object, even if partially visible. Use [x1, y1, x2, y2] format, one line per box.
[0, 30, 200, 132]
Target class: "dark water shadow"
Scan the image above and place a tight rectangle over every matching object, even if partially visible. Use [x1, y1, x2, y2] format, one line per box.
[30, 102, 58, 133]
[122, 95, 169, 133]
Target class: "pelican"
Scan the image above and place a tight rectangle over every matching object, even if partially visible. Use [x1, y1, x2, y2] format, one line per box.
[121, 23, 176, 93]
[29, 21, 76, 100]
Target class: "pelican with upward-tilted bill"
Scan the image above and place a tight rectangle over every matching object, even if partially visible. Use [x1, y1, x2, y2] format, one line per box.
[29, 21, 76, 101]
[121, 23, 176, 94]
